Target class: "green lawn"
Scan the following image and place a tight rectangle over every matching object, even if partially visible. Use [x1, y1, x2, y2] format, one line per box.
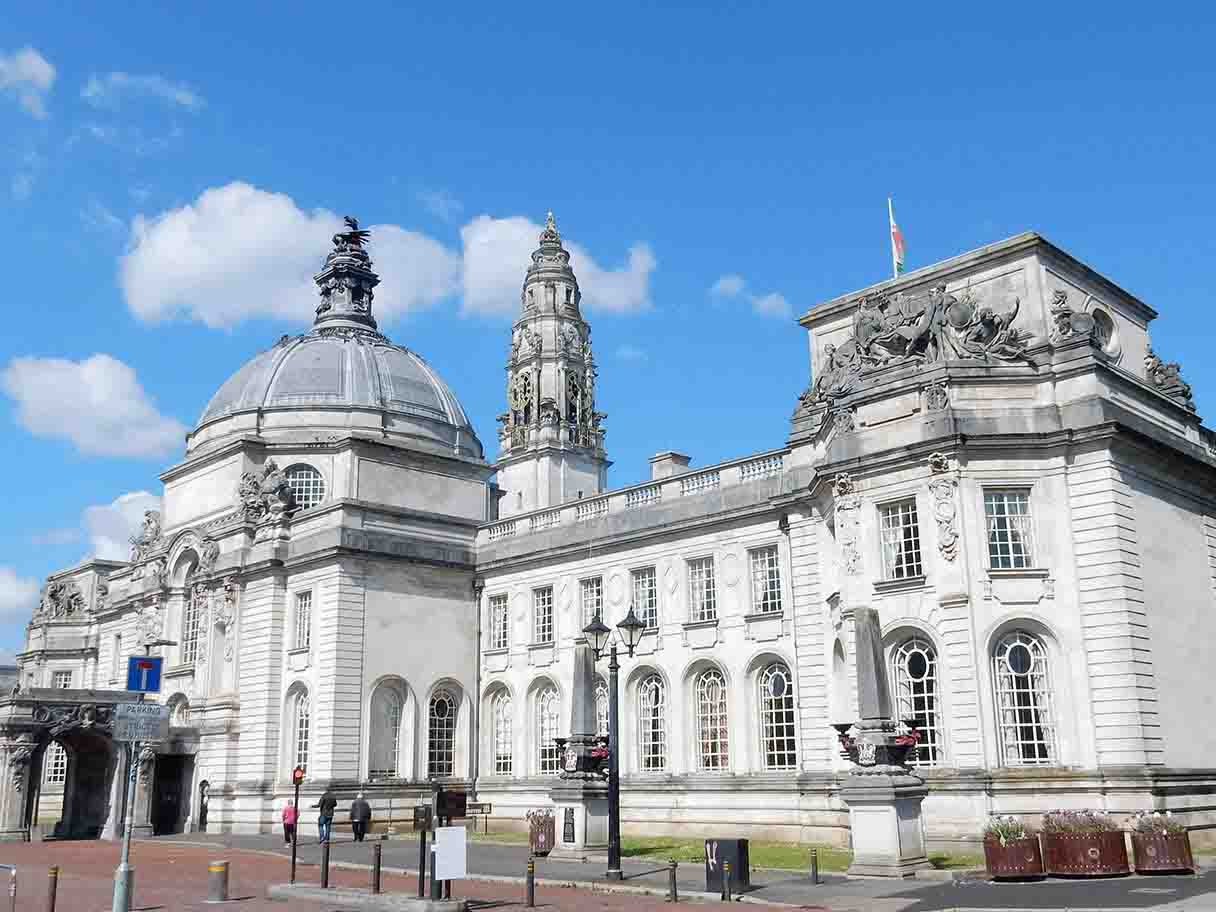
[467, 830, 981, 872]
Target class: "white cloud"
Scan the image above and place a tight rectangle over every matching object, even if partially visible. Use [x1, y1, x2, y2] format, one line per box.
[30, 528, 81, 547]
[417, 188, 464, 223]
[122, 183, 656, 327]
[83, 490, 161, 560]
[459, 214, 655, 316]
[708, 273, 792, 319]
[0, 47, 55, 118]
[616, 344, 647, 361]
[0, 567, 38, 624]
[1, 354, 186, 458]
[82, 72, 204, 111]
[711, 274, 745, 297]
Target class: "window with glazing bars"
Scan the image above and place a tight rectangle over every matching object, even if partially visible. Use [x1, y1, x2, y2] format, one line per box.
[182, 587, 205, 665]
[294, 591, 312, 651]
[985, 490, 1035, 569]
[687, 557, 717, 622]
[285, 464, 326, 509]
[749, 546, 782, 614]
[696, 669, 729, 771]
[52, 670, 72, 689]
[992, 631, 1057, 765]
[493, 692, 513, 775]
[112, 634, 122, 680]
[533, 587, 554, 644]
[759, 663, 797, 769]
[580, 577, 603, 628]
[293, 692, 311, 772]
[880, 499, 924, 579]
[891, 637, 942, 765]
[44, 743, 67, 784]
[428, 690, 457, 777]
[489, 594, 509, 650]
[536, 686, 560, 774]
[368, 686, 402, 779]
[637, 674, 667, 771]
[632, 567, 658, 628]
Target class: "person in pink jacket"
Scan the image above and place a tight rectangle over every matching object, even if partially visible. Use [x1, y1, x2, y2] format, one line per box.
[282, 799, 298, 845]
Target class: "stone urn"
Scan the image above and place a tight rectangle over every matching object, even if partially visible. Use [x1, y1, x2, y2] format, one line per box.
[1131, 832, 1194, 873]
[983, 836, 1045, 879]
[1041, 831, 1130, 876]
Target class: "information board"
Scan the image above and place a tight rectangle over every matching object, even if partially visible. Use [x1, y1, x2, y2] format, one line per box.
[432, 826, 467, 880]
[113, 702, 170, 742]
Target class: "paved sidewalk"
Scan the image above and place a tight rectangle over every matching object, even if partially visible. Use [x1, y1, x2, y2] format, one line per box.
[151, 832, 1216, 911]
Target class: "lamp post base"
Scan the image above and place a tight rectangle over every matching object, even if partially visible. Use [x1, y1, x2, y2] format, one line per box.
[111, 863, 134, 912]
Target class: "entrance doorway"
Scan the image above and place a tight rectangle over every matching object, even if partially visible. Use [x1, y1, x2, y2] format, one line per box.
[152, 755, 189, 835]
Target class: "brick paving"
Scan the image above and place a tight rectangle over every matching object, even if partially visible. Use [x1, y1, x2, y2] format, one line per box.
[0, 839, 778, 911]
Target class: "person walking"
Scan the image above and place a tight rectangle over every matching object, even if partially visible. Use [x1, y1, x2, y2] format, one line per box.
[350, 792, 372, 842]
[281, 799, 298, 846]
[313, 789, 337, 844]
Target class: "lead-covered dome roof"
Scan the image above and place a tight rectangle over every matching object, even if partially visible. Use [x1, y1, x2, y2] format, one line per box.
[187, 218, 482, 460]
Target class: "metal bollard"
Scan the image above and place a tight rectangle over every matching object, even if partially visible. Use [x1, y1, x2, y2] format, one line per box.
[206, 860, 229, 903]
[525, 857, 535, 908]
[371, 843, 382, 895]
[666, 858, 678, 903]
[809, 847, 819, 885]
[47, 866, 59, 912]
[320, 841, 330, 889]
[7, 867, 15, 912]
[722, 859, 731, 902]
[417, 830, 427, 899]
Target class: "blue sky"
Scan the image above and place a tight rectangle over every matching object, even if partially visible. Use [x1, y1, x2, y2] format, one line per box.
[2, 3, 1215, 657]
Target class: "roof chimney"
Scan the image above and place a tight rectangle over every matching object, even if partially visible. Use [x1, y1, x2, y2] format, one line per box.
[649, 451, 691, 480]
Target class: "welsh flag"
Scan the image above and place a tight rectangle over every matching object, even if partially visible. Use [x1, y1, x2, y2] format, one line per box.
[888, 197, 905, 276]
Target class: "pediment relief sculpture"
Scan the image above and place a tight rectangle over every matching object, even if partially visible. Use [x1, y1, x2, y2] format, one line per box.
[808, 284, 1031, 406]
[36, 580, 85, 620]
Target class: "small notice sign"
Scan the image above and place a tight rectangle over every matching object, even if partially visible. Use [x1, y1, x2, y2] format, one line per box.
[433, 826, 467, 880]
[113, 702, 169, 742]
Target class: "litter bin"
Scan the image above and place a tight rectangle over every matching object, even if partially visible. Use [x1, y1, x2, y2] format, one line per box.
[528, 810, 555, 857]
[704, 838, 750, 891]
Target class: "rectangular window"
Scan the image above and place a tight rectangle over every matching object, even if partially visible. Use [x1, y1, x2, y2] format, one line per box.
[111, 634, 122, 680]
[44, 743, 67, 784]
[985, 489, 1035, 570]
[749, 546, 783, 614]
[52, 670, 72, 689]
[533, 587, 554, 644]
[294, 591, 312, 651]
[580, 577, 603, 629]
[879, 499, 924, 579]
[181, 588, 204, 665]
[687, 557, 717, 622]
[631, 567, 659, 629]
[489, 594, 509, 650]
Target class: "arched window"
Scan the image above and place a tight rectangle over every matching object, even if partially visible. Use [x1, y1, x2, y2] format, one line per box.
[695, 669, 729, 771]
[637, 674, 666, 772]
[594, 680, 609, 737]
[891, 637, 942, 766]
[536, 686, 560, 774]
[428, 690, 457, 778]
[292, 691, 311, 773]
[181, 583, 205, 665]
[285, 464, 326, 510]
[169, 696, 191, 727]
[758, 663, 797, 770]
[492, 692, 513, 775]
[369, 685, 403, 780]
[44, 742, 67, 784]
[992, 630, 1057, 765]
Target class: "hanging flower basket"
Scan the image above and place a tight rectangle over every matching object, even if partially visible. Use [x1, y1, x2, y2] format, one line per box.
[982, 817, 1044, 879]
[1040, 811, 1129, 876]
[1129, 812, 1194, 873]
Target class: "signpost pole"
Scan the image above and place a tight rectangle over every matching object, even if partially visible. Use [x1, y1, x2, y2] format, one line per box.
[290, 767, 304, 884]
[111, 741, 139, 912]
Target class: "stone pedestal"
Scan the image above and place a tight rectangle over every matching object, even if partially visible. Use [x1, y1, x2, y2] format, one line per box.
[840, 770, 932, 877]
[546, 780, 608, 861]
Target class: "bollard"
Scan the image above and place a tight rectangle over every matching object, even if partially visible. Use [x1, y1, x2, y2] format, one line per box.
[417, 830, 427, 899]
[525, 857, 535, 908]
[809, 847, 819, 885]
[666, 858, 678, 903]
[429, 846, 440, 901]
[371, 843, 382, 895]
[205, 860, 229, 903]
[320, 841, 331, 889]
[722, 859, 731, 902]
[7, 867, 15, 912]
[47, 866, 58, 912]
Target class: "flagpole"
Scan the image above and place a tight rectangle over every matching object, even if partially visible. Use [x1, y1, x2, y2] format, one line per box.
[887, 196, 897, 280]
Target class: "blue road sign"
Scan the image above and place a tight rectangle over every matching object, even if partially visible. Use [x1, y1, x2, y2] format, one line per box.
[126, 656, 163, 693]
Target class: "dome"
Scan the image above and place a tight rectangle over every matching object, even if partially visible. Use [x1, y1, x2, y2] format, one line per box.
[188, 219, 483, 460]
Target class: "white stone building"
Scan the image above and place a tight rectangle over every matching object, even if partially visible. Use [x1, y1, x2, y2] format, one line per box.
[6, 218, 1216, 849]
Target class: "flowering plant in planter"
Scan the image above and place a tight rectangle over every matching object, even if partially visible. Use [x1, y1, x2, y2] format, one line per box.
[1129, 811, 1185, 835]
[984, 815, 1032, 846]
[893, 721, 922, 747]
[1041, 809, 1120, 834]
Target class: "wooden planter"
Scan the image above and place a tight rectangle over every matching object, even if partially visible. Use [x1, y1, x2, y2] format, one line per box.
[1042, 831, 1130, 876]
[983, 836, 1045, 879]
[1131, 832, 1194, 873]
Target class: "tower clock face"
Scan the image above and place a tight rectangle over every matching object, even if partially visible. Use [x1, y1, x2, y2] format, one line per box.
[564, 746, 579, 772]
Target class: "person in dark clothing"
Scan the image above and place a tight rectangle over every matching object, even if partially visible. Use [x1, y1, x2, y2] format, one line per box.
[313, 789, 337, 843]
[350, 792, 372, 842]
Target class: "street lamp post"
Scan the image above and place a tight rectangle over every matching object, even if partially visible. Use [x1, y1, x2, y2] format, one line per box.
[583, 608, 645, 882]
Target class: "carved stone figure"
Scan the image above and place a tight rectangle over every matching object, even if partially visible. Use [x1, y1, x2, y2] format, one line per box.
[833, 407, 856, 432]
[37, 580, 85, 619]
[922, 382, 949, 412]
[8, 735, 35, 792]
[833, 473, 856, 497]
[135, 598, 163, 645]
[129, 510, 163, 562]
[198, 539, 220, 574]
[138, 746, 157, 788]
[833, 474, 862, 575]
[559, 323, 580, 356]
[236, 459, 298, 523]
[33, 703, 113, 738]
[149, 557, 168, 589]
[928, 461, 959, 562]
[1145, 348, 1195, 411]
